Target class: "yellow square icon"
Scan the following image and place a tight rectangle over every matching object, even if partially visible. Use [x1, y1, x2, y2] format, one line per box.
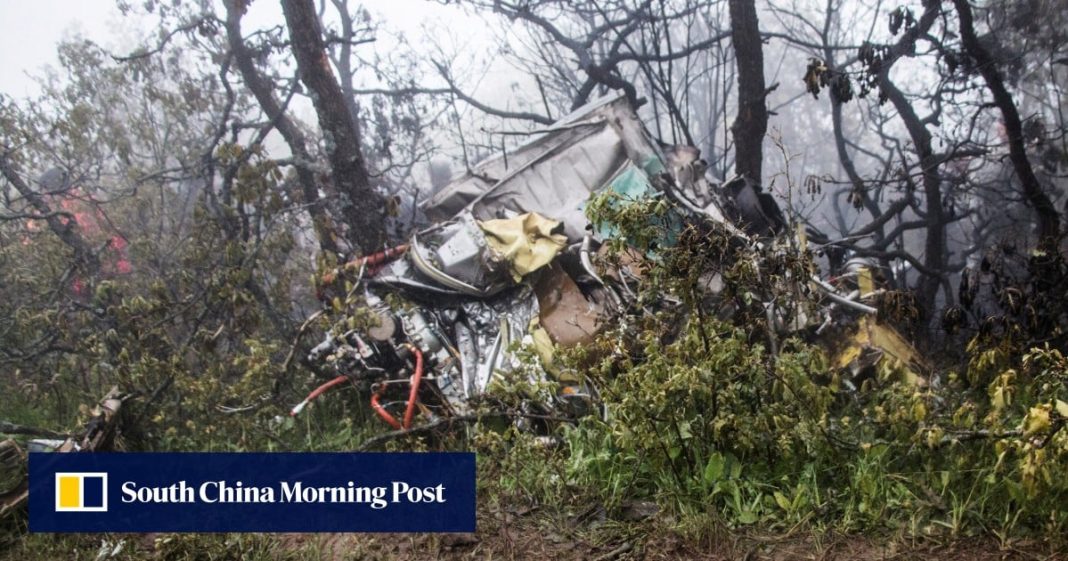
[54, 472, 108, 512]
[57, 476, 80, 509]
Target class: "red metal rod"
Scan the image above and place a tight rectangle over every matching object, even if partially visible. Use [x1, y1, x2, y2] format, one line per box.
[346, 244, 409, 271]
[321, 244, 409, 286]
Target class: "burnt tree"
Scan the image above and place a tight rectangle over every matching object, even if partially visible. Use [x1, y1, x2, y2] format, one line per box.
[728, 0, 769, 183]
[873, 2, 947, 314]
[952, 0, 1061, 243]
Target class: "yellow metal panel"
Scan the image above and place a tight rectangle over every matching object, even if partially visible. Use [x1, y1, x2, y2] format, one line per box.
[857, 267, 873, 297]
[480, 212, 567, 281]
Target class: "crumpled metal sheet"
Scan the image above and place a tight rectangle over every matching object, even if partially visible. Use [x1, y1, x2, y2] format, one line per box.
[408, 210, 512, 296]
[466, 123, 627, 243]
[831, 316, 927, 388]
[421, 123, 607, 222]
[458, 286, 541, 395]
[423, 95, 668, 243]
[382, 210, 569, 298]
[663, 145, 738, 232]
[480, 213, 568, 282]
[534, 262, 603, 347]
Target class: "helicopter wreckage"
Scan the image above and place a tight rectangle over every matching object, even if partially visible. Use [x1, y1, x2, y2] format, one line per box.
[298, 94, 923, 432]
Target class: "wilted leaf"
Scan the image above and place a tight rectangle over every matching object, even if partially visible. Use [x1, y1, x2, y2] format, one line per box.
[1023, 405, 1051, 436]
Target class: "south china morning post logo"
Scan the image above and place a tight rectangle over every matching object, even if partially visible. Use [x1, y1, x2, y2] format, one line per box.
[30, 452, 475, 532]
[54, 472, 108, 512]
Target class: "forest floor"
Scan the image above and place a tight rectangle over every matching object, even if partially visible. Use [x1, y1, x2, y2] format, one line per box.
[277, 502, 1065, 561]
[2, 492, 1066, 559]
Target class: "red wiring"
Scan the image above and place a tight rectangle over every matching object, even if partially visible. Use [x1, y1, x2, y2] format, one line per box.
[293, 349, 422, 428]
[290, 375, 349, 416]
[367, 345, 425, 430]
[370, 387, 403, 430]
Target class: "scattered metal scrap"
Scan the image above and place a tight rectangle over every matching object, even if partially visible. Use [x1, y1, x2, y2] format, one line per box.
[830, 315, 929, 390]
[0, 387, 125, 517]
[300, 94, 924, 430]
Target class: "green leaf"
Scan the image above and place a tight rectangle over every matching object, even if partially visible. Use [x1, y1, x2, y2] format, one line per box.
[677, 420, 692, 440]
[704, 452, 725, 484]
[736, 510, 759, 525]
[774, 491, 791, 511]
[729, 454, 742, 479]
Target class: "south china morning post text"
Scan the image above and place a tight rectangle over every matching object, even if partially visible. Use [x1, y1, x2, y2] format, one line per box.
[120, 479, 446, 509]
[29, 452, 476, 532]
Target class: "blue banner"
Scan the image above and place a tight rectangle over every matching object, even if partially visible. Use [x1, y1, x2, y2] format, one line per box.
[29, 452, 476, 532]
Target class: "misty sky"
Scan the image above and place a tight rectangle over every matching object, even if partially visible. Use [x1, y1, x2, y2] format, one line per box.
[0, 0, 497, 99]
[0, 0, 119, 97]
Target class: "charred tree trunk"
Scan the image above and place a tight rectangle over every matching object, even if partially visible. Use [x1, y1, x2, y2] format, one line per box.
[281, 0, 386, 254]
[881, 79, 946, 314]
[223, 0, 339, 256]
[727, 0, 768, 183]
[878, 2, 946, 314]
[952, 0, 1061, 243]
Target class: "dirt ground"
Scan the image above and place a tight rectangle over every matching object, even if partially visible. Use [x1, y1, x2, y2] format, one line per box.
[4, 493, 1063, 560]
[279, 505, 1068, 561]
[3, 504, 1064, 560]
